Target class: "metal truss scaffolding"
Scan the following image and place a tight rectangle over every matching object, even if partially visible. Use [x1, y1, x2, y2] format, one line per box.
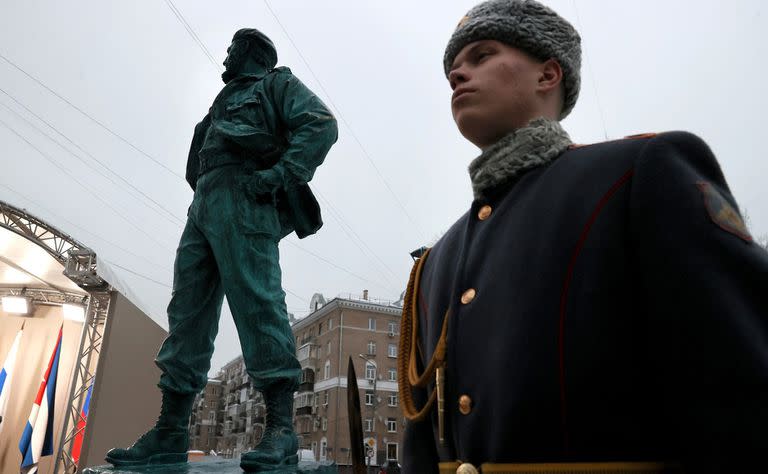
[55, 290, 111, 473]
[0, 200, 110, 473]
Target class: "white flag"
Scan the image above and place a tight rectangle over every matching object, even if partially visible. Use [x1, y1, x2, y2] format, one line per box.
[0, 322, 24, 434]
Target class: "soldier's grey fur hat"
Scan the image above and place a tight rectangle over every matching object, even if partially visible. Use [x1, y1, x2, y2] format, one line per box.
[443, 0, 582, 119]
[233, 28, 277, 69]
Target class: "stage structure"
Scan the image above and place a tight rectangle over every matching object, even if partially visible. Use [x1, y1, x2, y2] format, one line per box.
[0, 200, 167, 473]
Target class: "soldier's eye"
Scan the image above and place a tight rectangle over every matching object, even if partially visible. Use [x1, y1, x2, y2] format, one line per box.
[477, 50, 492, 61]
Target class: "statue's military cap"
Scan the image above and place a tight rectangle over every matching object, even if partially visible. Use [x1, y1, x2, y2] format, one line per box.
[233, 28, 277, 69]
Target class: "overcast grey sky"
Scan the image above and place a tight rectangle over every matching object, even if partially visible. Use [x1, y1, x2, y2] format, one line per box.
[1, 0, 766, 375]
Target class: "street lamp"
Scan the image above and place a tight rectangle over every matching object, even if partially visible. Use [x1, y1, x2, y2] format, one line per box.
[358, 354, 377, 472]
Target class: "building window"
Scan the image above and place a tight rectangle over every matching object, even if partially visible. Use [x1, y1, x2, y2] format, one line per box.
[297, 344, 310, 361]
[322, 417, 328, 431]
[328, 318, 333, 330]
[387, 442, 398, 461]
[318, 322, 323, 335]
[367, 341, 376, 355]
[365, 363, 376, 381]
[301, 368, 314, 384]
[368, 318, 376, 331]
[388, 368, 397, 381]
[365, 391, 374, 406]
[388, 393, 398, 407]
[208, 411, 215, 422]
[320, 437, 327, 461]
[388, 343, 397, 358]
[296, 393, 314, 408]
[327, 341, 332, 355]
[364, 419, 373, 432]
[324, 360, 331, 380]
[323, 391, 329, 406]
[386, 418, 397, 432]
[388, 321, 398, 334]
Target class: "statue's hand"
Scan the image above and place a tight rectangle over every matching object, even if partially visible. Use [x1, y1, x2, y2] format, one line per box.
[244, 168, 284, 204]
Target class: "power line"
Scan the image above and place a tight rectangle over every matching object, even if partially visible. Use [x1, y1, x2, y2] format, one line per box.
[315, 188, 401, 284]
[570, 0, 609, 140]
[0, 51, 185, 179]
[155, 1, 409, 285]
[0, 91, 186, 226]
[0, 37, 401, 296]
[283, 239, 396, 295]
[0, 105, 396, 297]
[262, 0, 428, 243]
[0, 117, 177, 253]
[162, 0, 223, 73]
[284, 287, 309, 304]
[0, 182, 318, 308]
[157, 2, 405, 294]
[0, 181, 170, 274]
[101, 258, 172, 288]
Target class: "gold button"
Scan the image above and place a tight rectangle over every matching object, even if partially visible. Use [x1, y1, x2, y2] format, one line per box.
[460, 288, 476, 304]
[457, 463, 479, 474]
[477, 205, 492, 220]
[459, 394, 472, 415]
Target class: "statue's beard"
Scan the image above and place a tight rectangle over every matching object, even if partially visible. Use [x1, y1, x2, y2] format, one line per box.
[221, 51, 246, 84]
[222, 68, 237, 83]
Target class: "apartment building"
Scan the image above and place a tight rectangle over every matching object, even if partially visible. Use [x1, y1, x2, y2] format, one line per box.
[187, 291, 404, 468]
[189, 379, 223, 454]
[292, 292, 403, 468]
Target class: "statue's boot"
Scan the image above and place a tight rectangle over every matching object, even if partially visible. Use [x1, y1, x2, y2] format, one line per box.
[105, 389, 195, 467]
[241, 380, 299, 472]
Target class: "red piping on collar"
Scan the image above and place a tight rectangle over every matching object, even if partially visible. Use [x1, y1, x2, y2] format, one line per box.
[558, 167, 635, 453]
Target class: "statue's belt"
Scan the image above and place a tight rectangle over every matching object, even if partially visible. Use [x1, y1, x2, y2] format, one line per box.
[197, 155, 246, 175]
[439, 461, 681, 474]
[198, 149, 280, 176]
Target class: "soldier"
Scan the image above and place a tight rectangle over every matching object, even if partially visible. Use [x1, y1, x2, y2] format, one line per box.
[106, 28, 337, 472]
[398, 1, 768, 473]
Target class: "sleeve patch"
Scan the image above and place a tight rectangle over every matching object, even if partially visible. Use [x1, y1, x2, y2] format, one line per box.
[696, 181, 752, 242]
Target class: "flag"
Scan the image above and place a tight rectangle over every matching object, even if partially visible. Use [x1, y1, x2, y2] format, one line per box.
[71, 382, 93, 465]
[0, 321, 24, 434]
[19, 326, 62, 473]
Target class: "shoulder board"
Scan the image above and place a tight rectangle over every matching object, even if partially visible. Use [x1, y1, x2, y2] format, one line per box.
[567, 132, 658, 150]
[271, 66, 292, 75]
[623, 132, 658, 140]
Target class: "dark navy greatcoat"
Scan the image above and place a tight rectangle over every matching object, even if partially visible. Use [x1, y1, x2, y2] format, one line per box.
[403, 131, 768, 473]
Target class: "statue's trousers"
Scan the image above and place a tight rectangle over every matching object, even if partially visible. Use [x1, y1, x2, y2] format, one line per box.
[155, 164, 300, 394]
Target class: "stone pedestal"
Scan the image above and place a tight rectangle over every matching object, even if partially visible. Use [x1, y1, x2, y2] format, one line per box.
[81, 458, 338, 474]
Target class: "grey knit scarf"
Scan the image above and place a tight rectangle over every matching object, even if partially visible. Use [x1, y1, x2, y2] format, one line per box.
[469, 117, 572, 199]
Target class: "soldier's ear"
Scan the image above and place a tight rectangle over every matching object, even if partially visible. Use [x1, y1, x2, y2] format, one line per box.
[537, 59, 563, 94]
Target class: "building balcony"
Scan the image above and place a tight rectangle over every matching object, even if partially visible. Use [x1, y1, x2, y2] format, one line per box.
[296, 343, 318, 369]
[295, 406, 313, 416]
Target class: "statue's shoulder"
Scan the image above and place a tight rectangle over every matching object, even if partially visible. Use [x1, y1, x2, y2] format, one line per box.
[271, 66, 293, 76]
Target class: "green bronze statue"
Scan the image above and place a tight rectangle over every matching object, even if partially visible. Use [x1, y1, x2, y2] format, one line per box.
[105, 28, 338, 472]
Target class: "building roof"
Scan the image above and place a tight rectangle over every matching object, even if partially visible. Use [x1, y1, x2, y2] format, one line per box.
[291, 296, 401, 332]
